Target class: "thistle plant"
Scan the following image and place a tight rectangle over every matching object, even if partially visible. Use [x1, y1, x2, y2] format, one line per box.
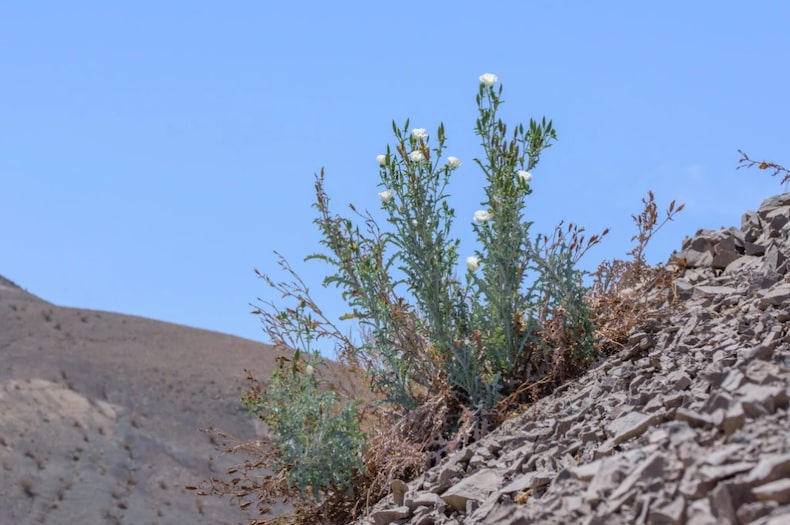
[466, 75, 557, 391]
[208, 73, 620, 523]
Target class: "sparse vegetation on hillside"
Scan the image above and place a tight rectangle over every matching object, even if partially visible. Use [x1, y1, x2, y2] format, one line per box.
[194, 74, 685, 524]
[737, 149, 790, 186]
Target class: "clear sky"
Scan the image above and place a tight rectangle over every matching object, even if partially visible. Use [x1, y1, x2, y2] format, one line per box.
[2, 2, 788, 351]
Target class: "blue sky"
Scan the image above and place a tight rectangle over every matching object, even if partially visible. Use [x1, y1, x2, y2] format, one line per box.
[2, 2, 788, 350]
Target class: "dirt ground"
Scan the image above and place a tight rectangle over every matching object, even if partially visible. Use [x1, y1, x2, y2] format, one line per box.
[0, 275, 293, 524]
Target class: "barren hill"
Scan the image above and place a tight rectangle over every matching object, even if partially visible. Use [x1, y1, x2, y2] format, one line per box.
[0, 277, 278, 524]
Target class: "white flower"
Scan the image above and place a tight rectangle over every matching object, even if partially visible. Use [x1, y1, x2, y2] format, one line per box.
[466, 256, 480, 272]
[517, 170, 532, 183]
[409, 150, 425, 163]
[378, 189, 393, 203]
[376, 154, 387, 166]
[447, 156, 462, 169]
[305, 364, 315, 376]
[474, 210, 493, 222]
[479, 73, 498, 86]
[411, 128, 428, 140]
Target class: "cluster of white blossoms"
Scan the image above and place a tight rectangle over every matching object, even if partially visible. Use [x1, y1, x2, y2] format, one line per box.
[479, 72, 498, 86]
[517, 170, 532, 183]
[411, 128, 428, 140]
[375, 73, 513, 273]
[474, 210, 493, 222]
[409, 150, 426, 163]
[378, 189, 393, 203]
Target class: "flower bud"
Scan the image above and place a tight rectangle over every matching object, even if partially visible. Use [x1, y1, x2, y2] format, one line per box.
[447, 156, 462, 169]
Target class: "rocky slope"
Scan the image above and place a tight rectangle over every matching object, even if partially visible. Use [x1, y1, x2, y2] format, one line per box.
[0, 277, 281, 524]
[357, 193, 790, 525]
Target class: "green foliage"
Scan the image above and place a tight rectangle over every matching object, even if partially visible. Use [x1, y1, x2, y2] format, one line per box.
[240, 75, 611, 521]
[466, 82, 557, 395]
[304, 77, 602, 412]
[242, 349, 365, 502]
[194, 75, 691, 525]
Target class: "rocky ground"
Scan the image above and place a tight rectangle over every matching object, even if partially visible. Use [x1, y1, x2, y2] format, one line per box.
[356, 194, 790, 525]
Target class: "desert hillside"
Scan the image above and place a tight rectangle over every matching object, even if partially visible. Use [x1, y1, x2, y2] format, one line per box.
[356, 194, 790, 525]
[3, 194, 790, 525]
[0, 276, 280, 524]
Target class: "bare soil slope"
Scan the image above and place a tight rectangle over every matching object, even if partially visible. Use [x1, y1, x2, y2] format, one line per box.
[0, 275, 279, 524]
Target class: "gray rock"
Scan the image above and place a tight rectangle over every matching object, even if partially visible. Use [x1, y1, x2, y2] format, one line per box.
[764, 512, 790, 525]
[608, 451, 665, 501]
[710, 483, 738, 524]
[607, 411, 662, 445]
[648, 496, 685, 525]
[675, 407, 715, 428]
[758, 282, 790, 308]
[736, 501, 779, 524]
[404, 491, 441, 511]
[391, 479, 409, 506]
[685, 498, 718, 525]
[758, 193, 790, 216]
[371, 505, 411, 525]
[737, 383, 789, 415]
[721, 402, 746, 435]
[440, 468, 502, 512]
[745, 454, 790, 486]
[693, 285, 737, 299]
[753, 479, 790, 505]
[666, 370, 692, 391]
[436, 463, 464, 491]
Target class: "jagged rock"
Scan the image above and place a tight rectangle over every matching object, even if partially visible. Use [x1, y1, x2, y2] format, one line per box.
[391, 479, 409, 506]
[607, 411, 662, 445]
[753, 479, 790, 505]
[440, 468, 502, 512]
[648, 496, 685, 525]
[736, 501, 778, 524]
[370, 506, 411, 525]
[404, 491, 441, 511]
[758, 282, 790, 308]
[435, 463, 464, 492]
[745, 454, 790, 486]
[722, 403, 746, 435]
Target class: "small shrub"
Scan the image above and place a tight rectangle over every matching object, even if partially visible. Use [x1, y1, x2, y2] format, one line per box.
[588, 191, 684, 352]
[241, 352, 366, 503]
